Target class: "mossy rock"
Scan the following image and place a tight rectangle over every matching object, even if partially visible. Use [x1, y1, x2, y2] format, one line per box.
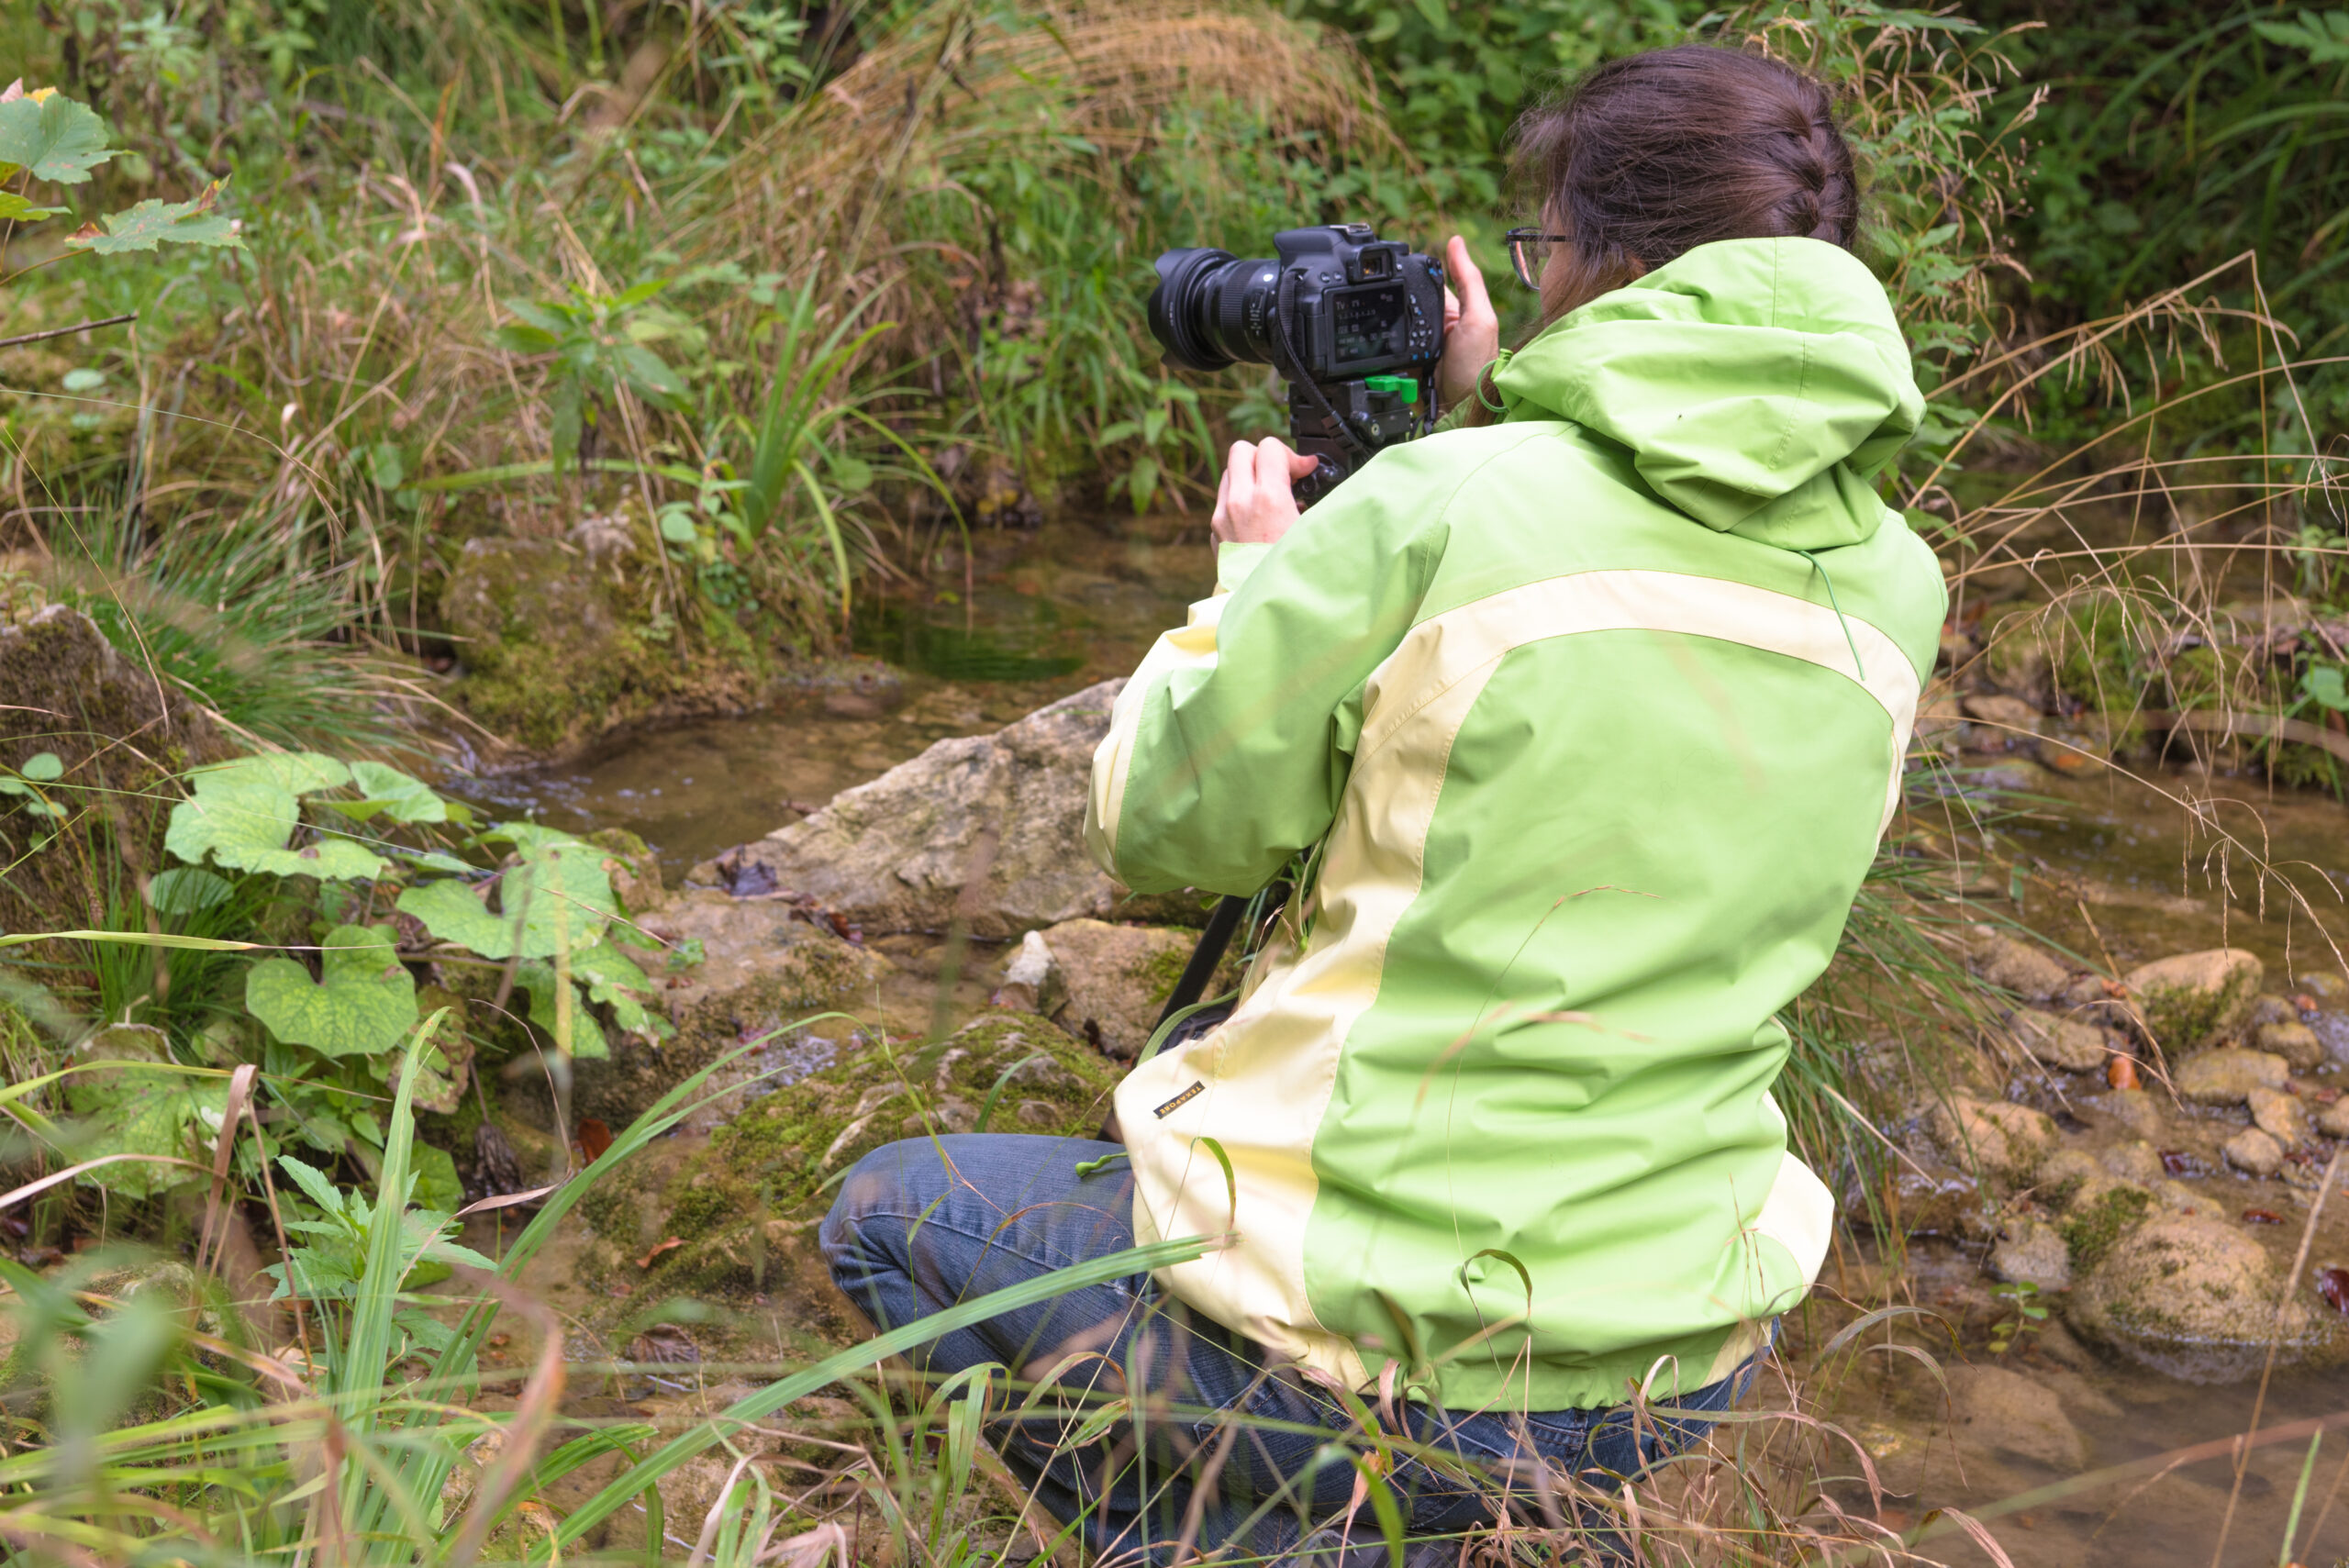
[570, 891, 894, 1131]
[638, 1014, 1118, 1308]
[2121, 949, 2264, 1051]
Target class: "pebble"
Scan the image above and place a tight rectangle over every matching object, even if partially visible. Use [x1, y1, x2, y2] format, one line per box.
[1989, 1217, 2072, 1292]
[2254, 1018, 2326, 1071]
[2247, 1084, 2312, 1147]
[2223, 1127, 2286, 1178]
[2009, 1006, 2112, 1073]
[1970, 929, 2070, 1002]
[2174, 1048, 2289, 1106]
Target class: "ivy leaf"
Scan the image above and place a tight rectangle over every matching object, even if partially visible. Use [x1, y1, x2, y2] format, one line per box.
[67, 179, 244, 254]
[395, 831, 614, 959]
[245, 924, 419, 1059]
[0, 93, 117, 183]
[343, 761, 450, 824]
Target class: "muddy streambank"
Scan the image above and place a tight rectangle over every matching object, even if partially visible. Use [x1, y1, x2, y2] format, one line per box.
[440, 515, 2349, 1565]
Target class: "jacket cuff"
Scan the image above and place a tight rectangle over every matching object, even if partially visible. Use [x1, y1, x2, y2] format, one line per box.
[1216, 541, 1272, 595]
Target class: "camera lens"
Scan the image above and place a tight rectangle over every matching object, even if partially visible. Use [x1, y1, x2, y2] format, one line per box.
[1149, 248, 1279, 373]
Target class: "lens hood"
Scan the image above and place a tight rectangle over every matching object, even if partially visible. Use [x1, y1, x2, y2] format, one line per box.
[1149, 247, 1238, 373]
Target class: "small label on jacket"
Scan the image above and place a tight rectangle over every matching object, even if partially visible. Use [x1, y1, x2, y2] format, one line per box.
[1153, 1081, 1206, 1119]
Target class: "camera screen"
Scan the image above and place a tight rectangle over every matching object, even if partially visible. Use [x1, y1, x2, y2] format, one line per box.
[1330, 284, 1408, 367]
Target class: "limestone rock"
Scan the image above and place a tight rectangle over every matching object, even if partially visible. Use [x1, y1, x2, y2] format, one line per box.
[567, 889, 892, 1130]
[1968, 929, 2070, 1002]
[640, 1014, 1120, 1303]
[2122, 949, 2264, 1051]
[693, 682, 1200, 940]
[2156, 1179, 2229, 1220]
[2071, 1211, 2344, 1381]
[2254, 1018, 2326, 1072]
[1962, 693, 2043, 733]
[1929, 1096, 2057, 1184]
[2007, 1007, 2112, 1073]
[993, 929, 1067, 1016]
[2173, 1049, 2288, 1106]
[443, 535, 664, 754]
[2099, 1140, 2166, 1186]
[2090, 1089, 2165, 1140]
[1034, 918, 1198, 1061]
[2247, 1085, 2312, 1147]
[2321, 1098, 2349, 1140]
[1988, 1218, 2072, 1292]
[1946, 1363, 2086, 1472]
[2223, 1127, 2285, 1178]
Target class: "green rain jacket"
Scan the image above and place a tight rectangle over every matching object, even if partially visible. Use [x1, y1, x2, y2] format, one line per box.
[1085, 238, 1947, 1412]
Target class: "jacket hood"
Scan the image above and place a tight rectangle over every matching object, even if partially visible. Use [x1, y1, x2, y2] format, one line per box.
[1491, 237, 1922, 552]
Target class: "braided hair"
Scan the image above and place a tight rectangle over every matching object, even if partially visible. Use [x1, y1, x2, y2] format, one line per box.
[1509, 45, 1862, 328]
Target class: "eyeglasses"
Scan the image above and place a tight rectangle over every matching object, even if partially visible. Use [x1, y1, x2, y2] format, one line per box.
[1503, 227, 1572, 291]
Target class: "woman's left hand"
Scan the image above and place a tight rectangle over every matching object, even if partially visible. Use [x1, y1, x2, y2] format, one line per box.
[1211, 438, 1319, 547]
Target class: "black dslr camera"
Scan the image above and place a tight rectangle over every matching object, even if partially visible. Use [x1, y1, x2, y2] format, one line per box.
[1148, 224, 1445, 505]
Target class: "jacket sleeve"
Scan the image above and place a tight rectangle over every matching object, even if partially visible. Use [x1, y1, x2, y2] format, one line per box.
[1085, 446, 1451, 896]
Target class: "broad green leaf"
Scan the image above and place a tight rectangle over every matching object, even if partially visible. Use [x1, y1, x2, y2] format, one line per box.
[411, 1144, 462, 1215]
[17, 751, 61, 782]
[347, 761, 448, 823]
[245, 924, 419, 1059]
[572, 940, 672, 1040]
[67, 180, 243, 254]
[0, 191, 65, 222]
[0, 94, 117, 183]
[167, 752, 387, 880]
[490, 323, 559, 354]
[516, 964, 609, 1060]
[396, 832, 614, 958]
[148, 866, 233, 915]
[62, 1032, 226, 1201]
[388, 1006, 471, 1116]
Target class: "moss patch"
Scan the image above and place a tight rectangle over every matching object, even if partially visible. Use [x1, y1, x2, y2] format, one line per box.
[639, 1014, 1118, 1303]
[2060, 1184, 2154, 1270]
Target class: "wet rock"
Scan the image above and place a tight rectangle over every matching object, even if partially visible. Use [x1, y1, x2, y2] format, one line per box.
[2007, 1007, 2112, 1073]
[2056, 1182, 2154, 1270]
[2071, 1211, 2344, 1381]
[2099, 1140, 2166, 1186]
[1989, 1218, 2072, 1292]
[2121, 949, 2264, 1051]
[1929, 1096, 2056, 1184]
[1967, 756, 2055, 793]
[2247, 1085, 2312, 1147]
[1947, 1363, 2086, 1472]
[2223, 1127, 2285, 1178]
[992, 929, 1067, 1016]
[2090, 1089, 2165, 1140]
[2156, 1179, 2229, 1220]
[2173, 1048, 2288, 1106]
[1968, 929, 2070, 1001]
[1034, 918, 1198, 1061]
[1961, 693, 2043, 733]
[566, 889, 892, 1131]
[2320, 1098, 2349, 1140]
[692, 682, 1201, 940]
[2254, 1019, 2325, 1072]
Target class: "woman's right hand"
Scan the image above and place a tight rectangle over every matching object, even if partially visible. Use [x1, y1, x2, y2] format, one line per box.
[1437, 234, 1499, 413]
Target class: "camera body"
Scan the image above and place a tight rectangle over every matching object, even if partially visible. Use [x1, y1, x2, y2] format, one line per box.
[1149, 224, 1445, 504]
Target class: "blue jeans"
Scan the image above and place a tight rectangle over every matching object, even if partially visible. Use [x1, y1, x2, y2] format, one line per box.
[819, 1134, 1765, 1564]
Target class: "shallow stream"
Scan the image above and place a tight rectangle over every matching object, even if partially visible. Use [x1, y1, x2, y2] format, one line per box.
[452, 514, 2349, 1565]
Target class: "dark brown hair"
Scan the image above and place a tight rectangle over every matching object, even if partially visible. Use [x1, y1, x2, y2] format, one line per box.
[1511, 44, 1861, 326]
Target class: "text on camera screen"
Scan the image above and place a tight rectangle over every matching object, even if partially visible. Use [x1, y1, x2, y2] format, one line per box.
[1330, 284, 1408, 367]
